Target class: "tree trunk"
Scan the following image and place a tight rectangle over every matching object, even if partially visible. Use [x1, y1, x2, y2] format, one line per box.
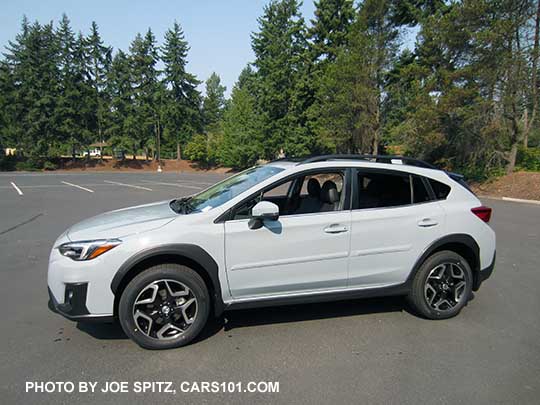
[177, 142, 181, 161]
[132, 146, 137, 160]
[144, 147, 149, 161]
[506, 143, 518, 175]
[526, 0, 540, 149]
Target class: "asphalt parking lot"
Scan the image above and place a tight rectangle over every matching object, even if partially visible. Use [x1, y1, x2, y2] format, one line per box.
[0, 171, 539, 404]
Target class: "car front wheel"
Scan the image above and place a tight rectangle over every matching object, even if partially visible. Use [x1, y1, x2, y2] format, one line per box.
[407, 250, 473, 319]
[118, 264, 210, 349]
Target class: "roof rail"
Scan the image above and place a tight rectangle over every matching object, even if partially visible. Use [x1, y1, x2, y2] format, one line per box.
[298, 154, 437, 169]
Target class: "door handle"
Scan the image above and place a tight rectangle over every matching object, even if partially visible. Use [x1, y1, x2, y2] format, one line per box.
[417, 218, 438, 228]
[324, 224, 349, 234]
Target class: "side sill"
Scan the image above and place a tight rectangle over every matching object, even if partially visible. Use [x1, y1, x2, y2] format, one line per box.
[225, 284, 410, 311]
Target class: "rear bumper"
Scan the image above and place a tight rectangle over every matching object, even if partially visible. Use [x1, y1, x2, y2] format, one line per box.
[48, 284, 114, 323]
[473, 251, 495, 291]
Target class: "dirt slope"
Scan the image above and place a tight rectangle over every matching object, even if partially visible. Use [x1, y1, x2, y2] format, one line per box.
[471, 171, 540, 200]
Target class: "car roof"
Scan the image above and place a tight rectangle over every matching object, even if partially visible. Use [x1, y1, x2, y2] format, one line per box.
[266, 158, 447, 179]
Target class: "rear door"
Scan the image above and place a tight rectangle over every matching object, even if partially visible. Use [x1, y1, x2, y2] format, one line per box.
[224, 169, 352, 299]
[348, 169, 446, 288]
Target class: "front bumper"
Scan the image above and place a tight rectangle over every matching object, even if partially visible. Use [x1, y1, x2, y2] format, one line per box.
[48, 284, 114, 323]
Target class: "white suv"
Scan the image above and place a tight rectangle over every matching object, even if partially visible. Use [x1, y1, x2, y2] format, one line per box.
[48, 155, 496, 349]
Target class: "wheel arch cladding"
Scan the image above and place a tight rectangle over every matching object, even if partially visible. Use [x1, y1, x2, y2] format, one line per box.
[111, 244, 225, 317]
[407, 234, 481, 290]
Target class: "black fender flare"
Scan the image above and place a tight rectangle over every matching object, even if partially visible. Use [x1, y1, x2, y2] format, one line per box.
[405, 233, 480, 288]
[110, 244, 225, 316]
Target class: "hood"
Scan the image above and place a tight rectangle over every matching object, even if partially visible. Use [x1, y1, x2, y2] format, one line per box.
[67, 200, 177, 241]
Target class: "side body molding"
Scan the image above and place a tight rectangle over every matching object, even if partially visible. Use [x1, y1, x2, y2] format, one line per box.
[110, 244, 225, 316]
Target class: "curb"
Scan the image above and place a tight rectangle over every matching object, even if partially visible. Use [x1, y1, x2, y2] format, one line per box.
[478, 195, 540, 206]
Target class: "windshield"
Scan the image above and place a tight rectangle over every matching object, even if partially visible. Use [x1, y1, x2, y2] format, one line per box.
[178, 165, 284, 213]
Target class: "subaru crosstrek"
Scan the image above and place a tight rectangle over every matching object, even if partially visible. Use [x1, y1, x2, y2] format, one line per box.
[48, 155, 496, 349]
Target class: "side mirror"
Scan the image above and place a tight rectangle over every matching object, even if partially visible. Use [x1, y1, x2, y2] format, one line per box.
[248, 201, 279, 229]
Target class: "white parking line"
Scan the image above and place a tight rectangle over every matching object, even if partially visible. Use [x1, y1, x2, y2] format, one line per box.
[104, 180, 153, 191]
[10, 182, 23, 195]
[61, 181, 94, 193]
[140, 180, 203, 190]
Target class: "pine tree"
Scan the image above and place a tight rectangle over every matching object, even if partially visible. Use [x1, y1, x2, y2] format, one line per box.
[55, 14, 82, 158]
[251, 0, 308, 158]
[308, 0, 355, 64]
[107, 50, 135, 154]
[161, 21, 201, 160]
[4, 20, 61, 158]
[127, 30, 161, 159]
[202, 72, 226, 132]
[220, 66, 263, 168]
[86, 21, 112, 146]
[316, 0, 399, 154]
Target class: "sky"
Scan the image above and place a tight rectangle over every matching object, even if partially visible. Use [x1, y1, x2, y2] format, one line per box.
[0, 0, 416, 97]
[0, 0, 317, 96]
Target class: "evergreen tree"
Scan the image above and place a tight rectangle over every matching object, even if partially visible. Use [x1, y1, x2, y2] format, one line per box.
[107, 50, 135, 153]
[316, 0, 399, 153]
[55, 14, 83, 157]
[86, 21, 112, 145]
[161, 21, 201, 159]
[4, 20, 61, 158]
[308, 0, 355, 64]
[202, 72, 226, 132]
[220, 66, 263, 168]
[128, 30, 161, 159]
[251, 0, 309, 158]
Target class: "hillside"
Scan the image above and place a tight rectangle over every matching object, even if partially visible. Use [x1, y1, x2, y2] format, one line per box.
[472, 171, 540, 201]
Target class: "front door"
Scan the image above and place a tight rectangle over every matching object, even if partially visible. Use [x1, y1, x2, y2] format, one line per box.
[224, 169, 351, 299]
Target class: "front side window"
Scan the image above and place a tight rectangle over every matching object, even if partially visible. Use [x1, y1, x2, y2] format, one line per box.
[179, 165, 284, 213]
[232, 170, 346, 220]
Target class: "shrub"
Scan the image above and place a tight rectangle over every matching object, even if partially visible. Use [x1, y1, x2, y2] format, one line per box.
[517, 147, 540, 171]
[184, 134, 209, 164]
[15, 158, 43, 171]
[43, 160, 58, 171]
[0, 155, 17, 171]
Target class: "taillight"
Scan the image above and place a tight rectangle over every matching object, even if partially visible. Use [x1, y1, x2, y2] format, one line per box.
[471, 206, 492, 223]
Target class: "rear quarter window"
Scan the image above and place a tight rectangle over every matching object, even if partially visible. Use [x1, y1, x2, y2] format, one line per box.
[428, 179, 451, 200]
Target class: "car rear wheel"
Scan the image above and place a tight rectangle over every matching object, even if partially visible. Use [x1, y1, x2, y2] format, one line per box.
[407, 250, 473, 319]
[118, 264, 210, 349]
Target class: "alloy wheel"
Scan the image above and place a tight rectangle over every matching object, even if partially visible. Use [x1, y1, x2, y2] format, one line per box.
[424, 262, 468, 312]
[132, 279, 198, 340]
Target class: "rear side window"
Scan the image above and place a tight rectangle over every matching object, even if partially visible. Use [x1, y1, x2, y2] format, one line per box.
[412, 176, 431, 203]
[428, 179, 451, 200]
[356, 171, 411, 209]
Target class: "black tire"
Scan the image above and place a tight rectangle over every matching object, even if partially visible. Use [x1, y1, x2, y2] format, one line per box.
[118, 264, 210, 350]
[407, 250, 473, 319]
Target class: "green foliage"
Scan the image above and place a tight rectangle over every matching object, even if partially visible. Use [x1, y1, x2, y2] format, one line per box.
[15, 158, 42, 171]
[161, 21, 202, 159]
[251, 0, 310, 158]
[184, 132, 224, 167]
[517, 147, 540, 171]
[219, 67, 263, 169]
[43, 160, 58, 171]
[202, 73, 226, 132]
[1, 2, 540, 177]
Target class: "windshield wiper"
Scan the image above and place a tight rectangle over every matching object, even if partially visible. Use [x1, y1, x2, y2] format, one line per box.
[170, 196, 194, 214]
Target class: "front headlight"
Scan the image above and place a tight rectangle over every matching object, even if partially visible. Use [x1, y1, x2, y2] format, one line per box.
[57, 239, 121, 261]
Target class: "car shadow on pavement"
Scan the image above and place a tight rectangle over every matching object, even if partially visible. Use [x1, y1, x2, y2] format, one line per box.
[75, 296, 412, 343]
[77, 321, 127, 340]
[223, 296, 410, 331]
